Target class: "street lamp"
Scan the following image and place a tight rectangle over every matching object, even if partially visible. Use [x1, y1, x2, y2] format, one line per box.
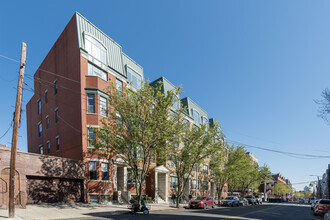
[310, 175, 322, 199]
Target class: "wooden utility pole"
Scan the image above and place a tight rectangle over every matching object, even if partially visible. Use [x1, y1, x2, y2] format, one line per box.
[9, 42, 26, 218]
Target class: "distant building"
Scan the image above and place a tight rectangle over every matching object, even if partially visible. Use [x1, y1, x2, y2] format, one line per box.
[246, 152, 258, 165]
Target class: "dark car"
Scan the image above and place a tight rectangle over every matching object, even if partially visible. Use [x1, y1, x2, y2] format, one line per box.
[189, 196, 215, 209]
[245, 195, 257, 205]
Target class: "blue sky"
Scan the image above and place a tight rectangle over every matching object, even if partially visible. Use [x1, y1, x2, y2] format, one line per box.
[1, 1, 330, 191]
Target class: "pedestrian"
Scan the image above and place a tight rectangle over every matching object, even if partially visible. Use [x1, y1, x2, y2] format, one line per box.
[171, 194, 176, 204]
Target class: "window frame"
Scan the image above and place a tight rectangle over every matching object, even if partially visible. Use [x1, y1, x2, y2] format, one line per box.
[100, 96, 107, 117]
[170, 176, 178, 189]
[192, 109, 200, 125]
[39, 145, 43, 155]
[38, 121, 42, 137]
[88, 128, 96, 148]
[89, 161, 97, 180]
[37, 99, 41, 115]
[85, 35, 107, 65]
[126, 66, 142, 90]
[54, 80, 58, 95]
[56, 136, 60, 151]
[101, 162, 109, 181]
[55, 108, 58, 124]
[203, 164, 208, 175]
[87, 94, 96, 114]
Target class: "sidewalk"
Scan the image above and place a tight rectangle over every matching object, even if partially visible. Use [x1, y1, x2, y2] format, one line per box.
[0, 202, 178, 220]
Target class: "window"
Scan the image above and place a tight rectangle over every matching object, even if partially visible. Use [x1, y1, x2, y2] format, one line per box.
[170, 155, 178, 168]
[173, 96, 180, 110]
[101, 163, 109, 181]
[101, 195, 110, 203]
[116, 111, 122, 125]
[87, 94, 95, 113]
[116, 79, 123, 92]
[150, 150, 155, 163]
[100, 96, 107, 116]
[127, 66, 142, 89]
[89, 161, 97, 180]
[210, 168, 214, 175]
[45, 90, 48, 104]
[127, 168, 135, 184]
[136, 145, 143, 159]
[55, 108, 58, 123]
[88, 128, 96, 148]
[192, 109, 200, 125]
[37, 99, 41, 115]
[170, 176, 178, 189]
[85, 35, 107, 64]
[192, 179, 198, 189]
[47, 141, 50, 155]
[202, 117, 208, 127]
[54, 80, 58, 95]
[88, 63, 107, 81]
[38, 122, 42, 137]
[89, 194, 99, 203]
[39, 145, 43, 154]
[46, 116, 49, 129]
[56, 136, 59, 151]
[202, 180, 208, 190]
[127, 169, 144, 185]
[203, 164, 208, 174]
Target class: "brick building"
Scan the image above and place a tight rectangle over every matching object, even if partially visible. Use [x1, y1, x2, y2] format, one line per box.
[26, 12, 228, 204]
[0, 148, 86, 207]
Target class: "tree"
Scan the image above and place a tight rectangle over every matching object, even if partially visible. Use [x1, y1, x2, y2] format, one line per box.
[273, 183, 291, 196]
[90, 81, 181, 205]
[258, 165, 272, 200]
[315, 88, 330, 124]
[209, 141, 230, 205]
[170, 121, 224, 208]
[226, 146, 260, 196]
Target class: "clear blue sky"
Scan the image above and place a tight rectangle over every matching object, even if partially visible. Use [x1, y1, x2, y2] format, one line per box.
[1, 1, 330, 191]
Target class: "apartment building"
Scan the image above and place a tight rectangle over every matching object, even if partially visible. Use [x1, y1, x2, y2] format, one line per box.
[150, 77, 228, 202]
[26, 12, 144, 203]
[26, 13, 227, 204]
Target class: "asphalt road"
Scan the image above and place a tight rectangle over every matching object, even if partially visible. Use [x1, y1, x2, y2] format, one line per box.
[64, 203, 322, 220]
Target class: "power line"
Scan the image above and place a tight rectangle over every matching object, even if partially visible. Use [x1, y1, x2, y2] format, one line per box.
[227, 139, 330, 159]
[0, 54, 20, 64]
[0, 123, 13, 139]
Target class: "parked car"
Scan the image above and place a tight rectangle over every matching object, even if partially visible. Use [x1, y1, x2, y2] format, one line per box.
[314, 199, 330, 216]
[189, 196, 215, 209]
[255, 195, 262, 204]
[239, 198, 249, 206]
[221, 196, 239, 207]
[311, 200, 319, 211]
[245, 195, 257, 205]
[309, 198, 315, 204]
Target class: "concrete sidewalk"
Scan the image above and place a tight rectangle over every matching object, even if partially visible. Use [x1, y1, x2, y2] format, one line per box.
[0, 203, 178, 220]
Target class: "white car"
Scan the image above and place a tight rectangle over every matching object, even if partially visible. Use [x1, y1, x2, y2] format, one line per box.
[222, 196, 240, 207]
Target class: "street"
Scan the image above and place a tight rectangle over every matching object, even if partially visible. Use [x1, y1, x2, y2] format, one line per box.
[63, 203, 321, 220]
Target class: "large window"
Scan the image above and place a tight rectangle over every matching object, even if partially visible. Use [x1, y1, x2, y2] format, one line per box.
[37, 99, 41, 115]
[170, 176, 178, 189]
[202, 180, 208, 191]
[203, 164, 208, 175]
[38, 122, 42, 137]
[87, 94, 95, 113]
[127, 66, 142, 89]
[202, 117, 208, 126]
[88, 128, 96, 148]
[192, 109, 200, 125]
[127, 168, 135, 184]
[101, 163, 109, 180]
[89, 161, 97, 180]
[100, 96, 107, 116]
[116, 79, 123, 92]
[192, 179, 198, 189]
[170, 155, 178, 168]
[88, 63, 107, 81]
[85, 35, 107, 64]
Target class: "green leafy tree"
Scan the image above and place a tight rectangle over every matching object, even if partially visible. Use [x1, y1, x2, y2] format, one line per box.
[90, 81, 181, 205]
[273, 183, 291, 196]
[226, 146, 260, 196]
[258, 165, 272, 199]
[170, 121, 224, 208]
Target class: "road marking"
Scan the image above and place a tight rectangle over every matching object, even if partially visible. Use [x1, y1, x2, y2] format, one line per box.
[229, 206, 280, 219]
